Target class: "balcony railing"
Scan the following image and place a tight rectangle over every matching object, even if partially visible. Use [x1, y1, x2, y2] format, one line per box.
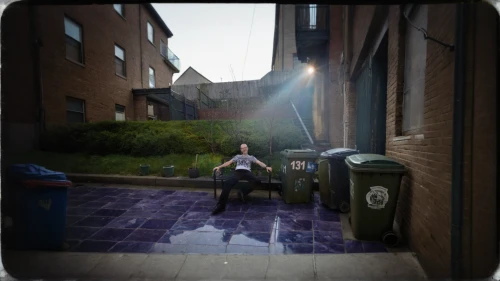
[296, 5, 329, 32]
[161, 44, 181, 71]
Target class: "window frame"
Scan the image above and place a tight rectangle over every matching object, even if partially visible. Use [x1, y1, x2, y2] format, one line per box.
[113, 4, 125, 18]
[114, 44, 127, 78]
[147, 21, 154, 44]
[149, 66, 156, 88]
[402, 4, 428, 134]
[115, 104, 126, 121]
[64, 16, 84, 65]
[66, 96, 86, 124]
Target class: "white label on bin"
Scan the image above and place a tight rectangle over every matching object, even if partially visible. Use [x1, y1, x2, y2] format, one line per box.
[294, 178, 305, 192]
[38, 198, 52, 211]
[365, 186, 389, 210]
[350, 180, 355, 199]
[282, 164, 287, 174]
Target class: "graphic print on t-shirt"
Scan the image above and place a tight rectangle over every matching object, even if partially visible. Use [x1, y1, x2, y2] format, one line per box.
[232, 155, 257, 171]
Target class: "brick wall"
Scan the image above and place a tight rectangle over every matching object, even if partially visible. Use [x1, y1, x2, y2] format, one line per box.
[273, 5, 298, 71]
[385, 5, 456, 277]
[328, 6, 344, 147]
[2, 4, 175, 130]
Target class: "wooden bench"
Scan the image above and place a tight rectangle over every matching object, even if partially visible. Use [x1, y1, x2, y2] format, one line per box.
[212, 157, 273, 200]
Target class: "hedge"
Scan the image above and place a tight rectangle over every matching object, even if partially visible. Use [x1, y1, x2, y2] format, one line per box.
[40, 120, 305, 157]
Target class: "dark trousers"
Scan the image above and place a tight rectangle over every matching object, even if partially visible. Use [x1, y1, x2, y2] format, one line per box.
[218, 170, 261, 205]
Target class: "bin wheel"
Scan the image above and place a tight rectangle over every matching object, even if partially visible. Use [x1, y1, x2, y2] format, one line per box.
[382, 231, 399, 248]
[339, 201, 350, 213]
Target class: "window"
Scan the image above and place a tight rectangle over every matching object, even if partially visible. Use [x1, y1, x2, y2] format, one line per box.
[402, 5, 427, 132]
[115, 44, 126, 77]
[115, 104, 125, 121]
[147, 22, 154, 44]
[113, 4, 124, 17]
[160, 39, 167, 58]
[149, 67, 155, 88]
[66, 97, 85, 124]
[64, 17, 83, 63]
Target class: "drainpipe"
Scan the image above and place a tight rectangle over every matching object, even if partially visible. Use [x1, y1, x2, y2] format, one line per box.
[139, 4, 144, 86]
[282, 5, 285, 71]
[30, 5, 45, 146]
[451, 3, 466, 279]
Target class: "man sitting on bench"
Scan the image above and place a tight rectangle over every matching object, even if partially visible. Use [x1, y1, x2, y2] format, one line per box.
[212, 144, 272, 215]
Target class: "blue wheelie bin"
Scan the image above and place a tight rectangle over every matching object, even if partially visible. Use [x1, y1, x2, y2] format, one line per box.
[5, 164, 72, 251]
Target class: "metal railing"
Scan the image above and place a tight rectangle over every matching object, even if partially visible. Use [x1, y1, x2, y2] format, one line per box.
[291, 101, 314, 145]
[296, 5, 329, 31]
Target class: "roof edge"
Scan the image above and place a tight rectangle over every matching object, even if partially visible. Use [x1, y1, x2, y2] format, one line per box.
[144, 4, 173, 38]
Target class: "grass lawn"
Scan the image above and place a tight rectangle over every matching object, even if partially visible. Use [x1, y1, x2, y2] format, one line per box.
[8, 151, 282, 178]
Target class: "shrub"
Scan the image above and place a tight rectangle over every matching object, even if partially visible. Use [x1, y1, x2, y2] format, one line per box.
[40, 119, 304, 157]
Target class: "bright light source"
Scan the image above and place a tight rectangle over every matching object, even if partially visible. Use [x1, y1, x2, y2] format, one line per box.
[308, 67, 315, 74]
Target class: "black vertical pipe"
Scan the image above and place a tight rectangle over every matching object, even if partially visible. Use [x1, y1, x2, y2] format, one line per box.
[30, 5, 45, 145]
[451, 3, 466, 279]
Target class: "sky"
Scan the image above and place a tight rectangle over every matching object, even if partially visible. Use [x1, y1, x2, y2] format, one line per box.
[152, 4, 276, 83]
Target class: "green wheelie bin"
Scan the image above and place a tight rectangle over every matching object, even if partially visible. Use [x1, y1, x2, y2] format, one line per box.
[345, 154, 405, 247]
[318, 148, 359, 212]
[279, 149, 319, 204]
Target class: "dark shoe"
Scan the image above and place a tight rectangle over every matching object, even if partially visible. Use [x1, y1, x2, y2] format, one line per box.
[211, 203, 226, 215]
[238, 191, 247, 203]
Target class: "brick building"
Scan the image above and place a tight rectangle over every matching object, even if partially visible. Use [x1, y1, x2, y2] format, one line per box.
[292, 3, 498, 279]
[1, 3, 181, 152]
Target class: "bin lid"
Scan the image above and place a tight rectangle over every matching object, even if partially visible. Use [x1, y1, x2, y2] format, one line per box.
[345, 154, 405, 172]
[8, 164, 68, 181]
[319, 148, 359, 159]
[280, 149, 319, 159]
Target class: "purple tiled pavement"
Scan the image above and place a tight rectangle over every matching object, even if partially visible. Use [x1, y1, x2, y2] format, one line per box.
[65, 187, 389, 254]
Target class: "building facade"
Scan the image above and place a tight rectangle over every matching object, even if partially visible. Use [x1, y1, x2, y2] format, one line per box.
[292, 3, 499, 279]
[1, 3, 181, 152]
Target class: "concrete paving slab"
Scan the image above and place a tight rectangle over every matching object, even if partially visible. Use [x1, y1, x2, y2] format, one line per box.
[87, 253, 149, 279]
[265, 255, 315, 280]
[131, 254, 187, 279]
[222, 255, 269, 280]
[315, 252, 426, 280]
[176, 254, 228, 280]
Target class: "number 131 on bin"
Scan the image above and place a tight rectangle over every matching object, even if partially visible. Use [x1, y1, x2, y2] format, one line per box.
[289, 161, 318, 173]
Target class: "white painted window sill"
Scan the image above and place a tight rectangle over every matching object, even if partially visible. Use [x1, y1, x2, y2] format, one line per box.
[393, 134, 424, 142]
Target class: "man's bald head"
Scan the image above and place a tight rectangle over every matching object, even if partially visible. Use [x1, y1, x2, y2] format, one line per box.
[240, 144, 248, 154]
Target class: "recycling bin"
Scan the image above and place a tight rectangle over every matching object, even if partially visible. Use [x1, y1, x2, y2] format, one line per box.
[318, 148, 359, 212]
[279, 149, 319, 204]
[5, 164, 72, 251]
[346, 154, 405, 247]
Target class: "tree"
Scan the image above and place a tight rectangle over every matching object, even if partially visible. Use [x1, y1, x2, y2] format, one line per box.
[261, 84, 287, 156]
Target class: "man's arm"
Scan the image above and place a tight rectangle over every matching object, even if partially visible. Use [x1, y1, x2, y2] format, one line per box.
[254, 158, 272, 173]
[214, 160, 234, 171]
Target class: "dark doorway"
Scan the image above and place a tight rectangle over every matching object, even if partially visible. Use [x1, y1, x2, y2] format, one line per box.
[354, 32, 388, 154]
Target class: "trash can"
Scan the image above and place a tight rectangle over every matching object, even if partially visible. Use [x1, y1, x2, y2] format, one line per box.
[345, 154, 405, 247]
[5, 164, 72, 251]
[279, 149, 319, 204]
[318, 148, 359, 212]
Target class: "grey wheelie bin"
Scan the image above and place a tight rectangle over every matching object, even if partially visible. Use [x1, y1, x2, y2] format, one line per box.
[279, 149, 319, 204]
[345, 154, 406, 247]
[318, 148, 359, 212]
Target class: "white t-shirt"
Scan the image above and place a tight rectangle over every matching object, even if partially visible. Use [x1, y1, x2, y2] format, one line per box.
[232, 154, 258, 171]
